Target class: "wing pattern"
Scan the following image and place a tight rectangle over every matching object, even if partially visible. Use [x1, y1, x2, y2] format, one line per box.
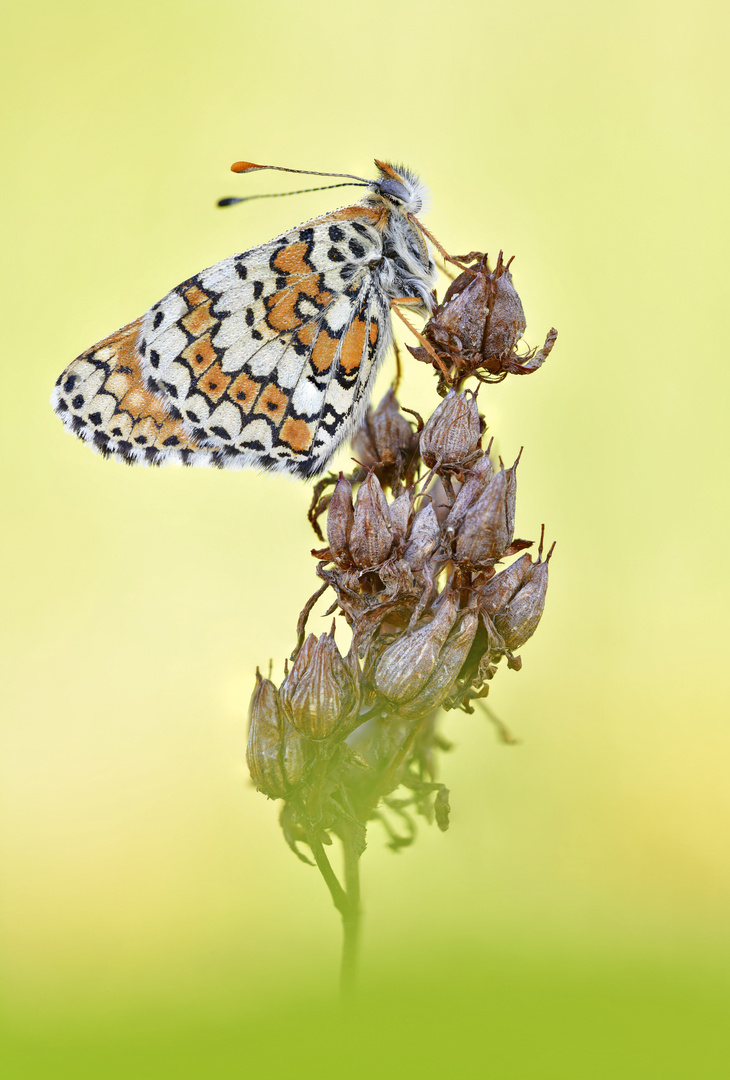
[52, 204, 392, 476]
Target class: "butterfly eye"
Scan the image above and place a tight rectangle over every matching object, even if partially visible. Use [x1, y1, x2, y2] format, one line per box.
[377, 178, 408, 205]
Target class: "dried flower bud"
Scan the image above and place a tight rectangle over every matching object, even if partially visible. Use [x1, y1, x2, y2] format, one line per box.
[399, 607, 479, 718]
[372, 589, 458, 704]
[481, 265, 527, 361]
[326, 474, 354, 568]
[403, 502, 441, 570]
[438, 254, 526, 361]
[494, 555, 551, 650]
[388, 490, 412, 541]
[443, 454, 494, 537]
[280, 629, 359, 740]
[370, 389, 416, 466]
[476, 552, 533, 616]
[349, 419, 378, 470]
[246, 670, 307, 799]
[454, 469, 509, 566]
[419, 390, 481, 467]
[348, 472, 393, 569]
[503, 453, 519, 540]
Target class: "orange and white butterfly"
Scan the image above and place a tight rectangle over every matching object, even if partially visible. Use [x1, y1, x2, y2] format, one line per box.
[51, 158, 437, 478]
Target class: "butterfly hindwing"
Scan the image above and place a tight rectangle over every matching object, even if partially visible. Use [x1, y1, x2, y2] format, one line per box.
[51, 319, 207, 464]
[52, 162, 437, 476]
[135, 205, 390, 474]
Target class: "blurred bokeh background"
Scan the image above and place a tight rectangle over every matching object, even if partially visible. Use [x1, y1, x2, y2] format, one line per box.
[2, 0, 729, 1075]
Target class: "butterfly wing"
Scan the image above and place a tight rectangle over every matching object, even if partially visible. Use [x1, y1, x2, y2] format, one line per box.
[51, 318, 208, 463]
[52, 204, 392, 475]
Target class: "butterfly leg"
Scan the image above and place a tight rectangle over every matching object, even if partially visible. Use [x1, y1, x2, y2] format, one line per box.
[391, 337, 403, 393]
[406, 214, 481, 276]
[389, 299, 449, 379]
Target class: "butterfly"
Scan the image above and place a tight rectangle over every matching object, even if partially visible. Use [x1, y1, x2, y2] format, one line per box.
[51, 158, 438, 478]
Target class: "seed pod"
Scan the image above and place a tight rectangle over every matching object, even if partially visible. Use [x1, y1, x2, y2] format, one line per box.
[437, 255, 527, 364]
[494, 556, 551, 650]
[482, 265, 527, 361]
[399, 607, 479, 718]
[246, 670, 307, 799]
[476, 552, 533, 616]
[454, 468, 511, 566]
[348, 472, 393, 568]
[503, 452, 520, 540]
[389, 490, 413, 541]
[419, 390, 481, 467]
[443, 454, 494, 537]
[280, 629, 359, 740]
[370, 389, 416, 465]
[403, 502, 441, 570]
[373, 589, 458, 704]
[350, 418, 379, 470]
[326, 474, 354, 568]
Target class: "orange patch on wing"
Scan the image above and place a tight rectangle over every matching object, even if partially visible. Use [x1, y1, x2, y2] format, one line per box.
[182, 302, 217, 337]
[184, 285, 209, 307]
[279, 417, 313, 453]
[182, 334, 217, 374]
[295, 322, 317, 349]
[329, 205, 386, 229]
[64, 318, 203, 453]
[311, 329, 339, 373]
[265, 280, 320, 332]
[369, 320, 378, 345]
[255, 383, 289, 423]
[227, 372, 259, 413]
[198, 361, 231, 403]
[339, 317, 367, 374]
[272, 242, 313, 277]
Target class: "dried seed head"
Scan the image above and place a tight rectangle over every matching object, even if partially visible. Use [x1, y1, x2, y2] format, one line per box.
[372, 589, 459, 704]
[443, 454, 495, 537]
[280, 629, 359, 740]
[326, 474, 354, 568]
[399, 607, 479, 718]
[388, 490, 413, 541]
[503, 452, 520, 540]
[403, 502, 441, 570]
[246, 671, 290, 799]
[454, 468, 511, 566]
[370, 389, 417, 466]
[481, 266, 526, 361]
[348, 472, 394, 569]
[476, 552, 534, 616]
[437, 256, 526, 364]
[419, 390, 481, 468]
[350, 419, 379, 470]
[494, 553, 552, 650]
[280, 716, 308, 787]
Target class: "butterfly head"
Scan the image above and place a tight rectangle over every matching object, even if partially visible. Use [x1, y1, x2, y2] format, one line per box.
[371, 160, 429, 215]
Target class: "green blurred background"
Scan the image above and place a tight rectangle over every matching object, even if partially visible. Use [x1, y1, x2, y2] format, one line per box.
[3, 0, 729, 1075]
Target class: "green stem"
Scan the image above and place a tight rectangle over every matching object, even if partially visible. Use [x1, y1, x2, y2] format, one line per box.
[339, 825, 361, 1000]
[308, 826, 362, 998]
[308, 833, 349, 918]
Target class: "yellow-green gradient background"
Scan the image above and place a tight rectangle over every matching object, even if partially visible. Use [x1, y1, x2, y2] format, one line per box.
[3, 1, 729, 1075]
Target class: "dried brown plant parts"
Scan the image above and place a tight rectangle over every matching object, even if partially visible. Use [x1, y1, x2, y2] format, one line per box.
[409, 251, 558, 394]
[245, 246, 557, 996]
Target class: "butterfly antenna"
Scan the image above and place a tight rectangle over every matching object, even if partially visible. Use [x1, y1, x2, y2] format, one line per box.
[217, 182, 369, 208]
[231, 160, 372, 183]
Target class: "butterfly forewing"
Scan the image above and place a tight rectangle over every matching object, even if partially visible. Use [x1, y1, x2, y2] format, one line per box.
[52, 164, 435, 476]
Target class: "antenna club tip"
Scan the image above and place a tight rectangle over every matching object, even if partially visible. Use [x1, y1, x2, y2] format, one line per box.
[231, 160, 262, 174]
